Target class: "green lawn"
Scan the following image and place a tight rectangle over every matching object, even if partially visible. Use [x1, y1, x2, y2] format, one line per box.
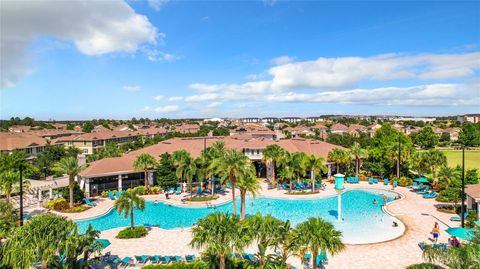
[440, 150, 480, 170]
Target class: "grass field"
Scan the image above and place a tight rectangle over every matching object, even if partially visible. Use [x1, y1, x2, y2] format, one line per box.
[440, 150, 480, 170]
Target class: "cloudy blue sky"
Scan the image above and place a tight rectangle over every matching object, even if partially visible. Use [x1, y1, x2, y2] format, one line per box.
[1, 0, 479, 120]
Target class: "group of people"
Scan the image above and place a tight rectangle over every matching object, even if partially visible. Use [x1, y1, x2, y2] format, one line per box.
[431, 222, 460, 247]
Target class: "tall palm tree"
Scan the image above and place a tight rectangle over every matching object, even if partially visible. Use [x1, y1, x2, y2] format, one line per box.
[291, 218, 345, 269]
[0, 170, 19, 201]
[307, 155, 327, 192]
[328, 148, 349, 174]
[190, 212, 250, 269]
[438, 165, 460, 189]
[133, 153, 158, 188]
[244, 214, 285, 268]
[278, 165, 295, 192]
[114, 187, 145, 228]
[262, 144, 286, 185]
[423, 149, 447, 184]
[173, 151, 196, 194]
[279, 152, 309, 186]
[277, 219, 293, 266]
[349, 144, 367, 177]
[210, 149, 251, 216]
[236, 166, 260, 220]
[53, 156, 85, 208]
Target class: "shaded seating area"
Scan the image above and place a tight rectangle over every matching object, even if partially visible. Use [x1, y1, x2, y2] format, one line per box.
[347, 177, 359, 183]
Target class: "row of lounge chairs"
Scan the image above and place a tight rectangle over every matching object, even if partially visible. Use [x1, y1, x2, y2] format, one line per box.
[304, 251, 328, 268]
[418, 242, 448, 251]
[107, 191, 125, 201]
[83, 197, 97, 207]
[108, 254, 196, 267]
[368, 177, 393, 186]
[346, 177, 359, 183]
[408, 183, 438, 199]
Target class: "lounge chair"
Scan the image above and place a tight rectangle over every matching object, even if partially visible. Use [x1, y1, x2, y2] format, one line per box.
[242, 253, 255, 263]
[373, 178, 378, 184]
[135, 255, 148, 264]
[115, 191, 121, 199]
[120, 257, 131, 267]
[161, 256, 171, 264]
[369, 177, 373, 184]
[226, 182, 232, 188]
[303, 253, 311, 263]
[108, 191, 116, 200]
[416, 186, 430, 194]
[393, 180, 398, 188]
[407, 182, 418, 189]
[282, 183, 288, 190]
[185, 255, 196, 262]
[109, 257, 121, 266]
[149, 255, 161, 263]
[316, 250, 328, 267]
[170, 256, 181, 262]
[423, 191, 438, 199]
[83, 197, 97, 206]
[384, 178, 389, 185]
[176, 186, 182, 195]
[450, 212, 468, 221]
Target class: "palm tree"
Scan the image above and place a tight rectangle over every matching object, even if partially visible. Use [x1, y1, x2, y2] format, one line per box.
[349, 144, 367, 177]
[210, 149, 252, 216]
[277, 220, 293, 266]
[262, 144, 286, 185]
[172, 150, 191, 185]
[133, 153, 158, 188]
[279, 152, 309, 187]
[114, 187, 146, 228]
[278, 165, 295, 192]
[244, 214, 285, 268]
[0, 200, 18, 240]
[190, 212, 250, 269]
[236, 166, 260, 220]
[307, 155, 327, 192]
[438, 165, 460, 189]
[423, 149, 447, 184]
[0, 170, 19, 201]
[291, 218, 345, 269]
[328, 148, 349, 174]
[53, 156, 85, 208]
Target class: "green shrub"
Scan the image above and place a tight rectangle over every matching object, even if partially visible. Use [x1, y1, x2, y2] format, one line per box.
[116, 226, 148, 239]
[59, 184, 85, 203]
[63, 205, 89, 213]
[134, 186, 146, 195]
[143, 261, 208, 269]
[100, 191, 109, 198]
[185, 195, 218, 202]
[44, 198, 68, 210]
[466, 210, 478, 228]
[396, 176, 412, 187]
[406, 263, 444, 269]
[149, 186, 160, 194]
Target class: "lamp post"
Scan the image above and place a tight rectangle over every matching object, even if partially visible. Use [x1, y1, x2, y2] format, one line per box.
[461, 144, 465, 228]
[19, 160, 24, 226]
[334, 173, 345, 222]
[397, 133, 401, 179]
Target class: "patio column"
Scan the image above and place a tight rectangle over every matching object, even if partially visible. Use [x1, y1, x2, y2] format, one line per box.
[84, 178, 90, 198]
[38, 189, 42, 201]
[147, 171, 154, 187]
[49, 188, 53, 199]
[118, 174, 123, 191]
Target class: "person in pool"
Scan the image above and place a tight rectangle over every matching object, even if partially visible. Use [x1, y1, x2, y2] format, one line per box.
[154, 200, 159, 205]
[383, 194, 388, 204]
[431, 222, 440, 243]
[373, 199, 378, 205]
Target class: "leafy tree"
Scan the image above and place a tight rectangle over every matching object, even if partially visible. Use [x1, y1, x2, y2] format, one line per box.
[66, 123, 74, 130]
[81, 121, 94, 133]
[114, 187, 146, 228]
[0, 214, 100, 269]
[59, 183, 85, 203]
[413, 126, 439, 149]
[327, 148, 349, 174]
[0, 200, 18, 239]
[291, 218, 345, 269]
[173, 151, 196, 195]
[465, 169, 480, 185]
[307, 155, 327, 192]
[34, 144, 67, 177]
[156, 153, 178, 189]
[438, 166, 460, 190]
[0, 151, 39, 179]
[422, 149, 447, 184]
[133, 153, 158, 188]
[262, 145, 286, 184]
[52, 156, 85, 208]
[326, 133, 356, 148]
[278, 165, 295, 192]
[459, 122, 480, 146]
[0, 170, 20, 201]
[236, 165, 260, 220]
[349, 144, 367, 177]
[190, 212, 250, 269]
[210, 149, 252, 216]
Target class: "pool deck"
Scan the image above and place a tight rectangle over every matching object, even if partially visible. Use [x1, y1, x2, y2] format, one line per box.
[54, 181, 462, 268]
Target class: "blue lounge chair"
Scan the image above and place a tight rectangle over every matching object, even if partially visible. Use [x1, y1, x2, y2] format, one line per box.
[185, 255, 195, 262]
[316, 250, 328, 267]
[120, 257, 131, 266]
[282, 183, 288, 190]
[450, 212, 468, 221]
[369, 177, 373, 184]
[115, 191, 121, 199]
[416, 186, 430, 194]
[423, 191, 438, 199]
[161, 256, 171, 264]
[149, 255, 161, 263]
[303, 253, 311, 263]
[168, 187, 175, 194]
[109, 257, 121, 266]
[170, 256, 181, 262]
[83, 197, 97, 206]
[393, 180, 398, 188]
[384, 178, 389, 185]
[407, 182, 418, 189]
[108, 191, 116, 200]
[226, 181, 232, 188]
[373, 178, 378, 184]
[242, 253, 255, 262]
[176, 186, 182, 195]
[135, 255, 148, 264]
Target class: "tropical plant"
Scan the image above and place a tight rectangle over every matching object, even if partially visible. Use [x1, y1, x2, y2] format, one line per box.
[190, 212, 250, 269]
[114, 187, 146, 229]
[156, 153, 178, 189]
[279, 152, 309, 186]
[262, 145, 286, 184]
[327, 148, 349, 174]
[60, 225, 101, 268]
[236, 167, 260, 220]
[210, 149, 252, 216]
[278, 165, 295, 192]
[291, 218, 345, 269]
[0, 214, 99, 269]
[413, 126, 440, 149]
[423, 149, 447, 184]
[133, 153, 158, 188]
[0, 170, 20, 201]
[307, 155, 327, 192]
[349, 144, 367, 177]
[0, 200, 18, 239]
[52, 156, 85, 208]
[438, 166, 460, 190]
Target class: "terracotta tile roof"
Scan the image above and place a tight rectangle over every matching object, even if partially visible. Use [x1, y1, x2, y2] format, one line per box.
[57, 131, 138, 142]
[0, 132, 47, 151]
[330, 123, 349, 132]
[80, 137, 344, 177]
[8, 125, 32, 132]
[465, 184, 480, 200]
[30, 129, 82, 138]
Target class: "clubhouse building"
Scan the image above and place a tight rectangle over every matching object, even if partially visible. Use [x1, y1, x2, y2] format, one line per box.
[79, 136, 344, 196]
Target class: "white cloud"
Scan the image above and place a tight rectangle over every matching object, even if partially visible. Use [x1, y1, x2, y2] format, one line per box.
[153, 95, 164, 101]
[271, 56, 295, 65]
[263, 0, 278, 6]
[207, 102, 222, 108]
[123, 85, 141, 92]
[154, 105, 180, 113]
[142, 106, 152, 111]
[144, 49, 180, 62]
[1, 0, 159, 88]
[148, 0, 170, 11]
[167, 96, 183, 101]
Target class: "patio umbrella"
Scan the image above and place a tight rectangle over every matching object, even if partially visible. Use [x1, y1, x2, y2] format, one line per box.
[445, 227, 476, 241]
[475, 220, 480, 227]
[414, 177, 430, 184]
[95, 239, 111, 249]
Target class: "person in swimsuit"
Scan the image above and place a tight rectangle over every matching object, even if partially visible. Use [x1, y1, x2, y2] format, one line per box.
[431, 222, 440, 243]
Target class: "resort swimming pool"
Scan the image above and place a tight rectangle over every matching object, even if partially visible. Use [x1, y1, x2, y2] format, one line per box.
[76, 189, 404, 244]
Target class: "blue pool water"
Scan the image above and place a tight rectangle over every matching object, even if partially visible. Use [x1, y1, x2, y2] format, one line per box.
[76, 189, 404, 244]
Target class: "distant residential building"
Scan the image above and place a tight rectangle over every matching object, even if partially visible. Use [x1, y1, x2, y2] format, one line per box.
[30, 129, 83, 140]
[57, 131, 139, 155]
[281, 117, 303, 123]
[311, 123, 329, 140]
[306, 117, 323, 122]
[173, 123, 200, 134]
[330, 123, 349, 134]
[465, 184, 480, 219]
[231, 124, 276, 140]
[402, 125, 422, 135]
[457, 114, 480, 124]
[92, 125, 110, 132]
[347, 124, 367, 136]
[433, 127, 460, 141]
[393, 117, 436, 123]
[203, 118, 224, 122]
[241, 117, 261, 123]
[0, 132, 47, 156]
[50, 123, 67, 129]
[283, 126, 315, 138]
[367, 123, 382, 137]
[8, 125, 31, 133]
[261, 117, 279, 124]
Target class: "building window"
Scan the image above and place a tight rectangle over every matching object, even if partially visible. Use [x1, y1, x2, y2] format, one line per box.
[83, 149, 88, 154]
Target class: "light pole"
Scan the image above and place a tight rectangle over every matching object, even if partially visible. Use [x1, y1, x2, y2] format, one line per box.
[19, 160, 24, 226]
[397, 133, 401, 179]
[461, 144, 465, 228]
